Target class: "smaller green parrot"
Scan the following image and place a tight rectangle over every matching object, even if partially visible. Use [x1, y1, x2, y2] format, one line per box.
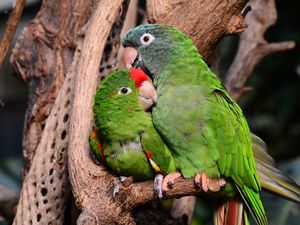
[89, 68, 176, 197]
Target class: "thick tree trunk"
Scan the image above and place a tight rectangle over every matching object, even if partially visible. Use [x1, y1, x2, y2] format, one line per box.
[11, 1, 96, 224]
[11, 0, 94, 174]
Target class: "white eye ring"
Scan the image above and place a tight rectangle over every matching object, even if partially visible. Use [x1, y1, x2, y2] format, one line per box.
[140, 33, 155, 46]
[117, 87, 132, 95]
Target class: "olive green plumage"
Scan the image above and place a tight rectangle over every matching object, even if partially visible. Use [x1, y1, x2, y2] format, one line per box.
[122, 24, 267, 225]
[89, 69, 176, 180]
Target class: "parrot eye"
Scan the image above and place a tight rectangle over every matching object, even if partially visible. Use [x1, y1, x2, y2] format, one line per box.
[140, 33, 155, 46]
[118, 87, 132, 95]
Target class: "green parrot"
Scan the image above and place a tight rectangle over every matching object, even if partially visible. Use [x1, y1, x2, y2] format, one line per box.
[89, 68, 176, 197]
[122, 24, 300, 225]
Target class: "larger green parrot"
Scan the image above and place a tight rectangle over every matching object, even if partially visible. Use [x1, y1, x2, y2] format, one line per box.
[122, 24, 300, 225]
[89, 68, 176, 197]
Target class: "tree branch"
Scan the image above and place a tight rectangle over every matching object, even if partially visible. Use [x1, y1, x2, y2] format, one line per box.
[10, 0, 95, 175]
[0, 0, 25, 69]
[67, 1, 134, 224]
[147, 0, 248, 60]
[115, 177, 210, 211]
[12, 1, 96, 224]
[225, 0, 295, 100]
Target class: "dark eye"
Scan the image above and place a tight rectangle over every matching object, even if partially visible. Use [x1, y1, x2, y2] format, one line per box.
[118, 87, 132, 95]
[140, 33, 155, 45]
[143, 36, 149, 42]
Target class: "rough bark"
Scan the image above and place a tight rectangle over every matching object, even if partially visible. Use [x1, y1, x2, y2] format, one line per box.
[11, 0, 129, 224]
[11, 0, 96, 224]
[147, 0, 248, 60]
[10, 0, 94, 174]
[67, 0, 138, 224]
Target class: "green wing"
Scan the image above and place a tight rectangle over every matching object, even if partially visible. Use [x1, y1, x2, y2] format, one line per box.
[211, 88, 267, 225]
[212, 88, 259, 191]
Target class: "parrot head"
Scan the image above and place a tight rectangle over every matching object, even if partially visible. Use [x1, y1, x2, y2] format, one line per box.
[94, 69, 156, 114]
[122, 24, 197, 80]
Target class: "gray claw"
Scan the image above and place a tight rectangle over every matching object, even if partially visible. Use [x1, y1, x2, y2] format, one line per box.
[154, 174, 164, 199]
[113, 183, 120, 199]
[195, 181, 200, 187]
[113, 176, 128, 199]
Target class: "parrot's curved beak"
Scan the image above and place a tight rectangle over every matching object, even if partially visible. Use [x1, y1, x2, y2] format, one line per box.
[139, 80, 157, 111]
[123, 47, 138, 69]
[123, 47, 151, 78]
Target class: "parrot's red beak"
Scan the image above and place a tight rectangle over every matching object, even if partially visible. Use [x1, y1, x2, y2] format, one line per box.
[123, 47, 138, 69]
[139, 80, 157, 111]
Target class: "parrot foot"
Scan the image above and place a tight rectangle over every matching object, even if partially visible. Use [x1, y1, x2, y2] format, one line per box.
[194, 173, 226, 192]
[113, 176, 133, 199]
[162, 172, 182, 191]
[154, 174, 164, 199]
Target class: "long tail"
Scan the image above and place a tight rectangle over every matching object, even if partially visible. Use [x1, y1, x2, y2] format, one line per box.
[252, 133, 300, 203]
[214, 197, 249, 225]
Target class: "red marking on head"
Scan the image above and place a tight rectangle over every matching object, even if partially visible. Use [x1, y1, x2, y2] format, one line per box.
[129, 68, 150, 88]
[145, 150, 153, 159]
[98, 143, 106, 161]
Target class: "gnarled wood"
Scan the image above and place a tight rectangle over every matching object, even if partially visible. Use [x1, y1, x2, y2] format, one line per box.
[11, 1, 96, 224]
[147, 0, 248, 60]
[67, 1, 134, 224]
[10, 0, 94, 174]
[225, 0, 295, 100]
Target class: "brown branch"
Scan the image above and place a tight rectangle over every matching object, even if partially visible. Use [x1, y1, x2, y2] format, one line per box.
[225, 0, 295, 100]
[10, 0, 95, 175]
[147, 0, 248, 60]
[116, 177, 204, 210]
[67, 1, 134, 224]
[0, 0, 25, 69]
[12, 1, 96, 224]
[12, 0, 128, 224]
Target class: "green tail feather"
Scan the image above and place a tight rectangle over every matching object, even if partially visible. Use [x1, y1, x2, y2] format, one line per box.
[235, 184, 267, 225]
[252, 133, 300, 203]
